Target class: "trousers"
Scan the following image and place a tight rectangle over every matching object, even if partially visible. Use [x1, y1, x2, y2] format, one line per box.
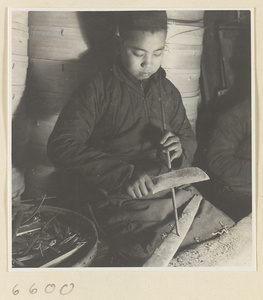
[84, 185, 235, 266]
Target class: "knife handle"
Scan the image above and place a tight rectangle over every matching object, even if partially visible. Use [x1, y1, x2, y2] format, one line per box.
[166, 152, 172, 171]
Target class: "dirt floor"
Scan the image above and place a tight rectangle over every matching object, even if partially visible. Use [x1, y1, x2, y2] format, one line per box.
[169, 214, 253, 268]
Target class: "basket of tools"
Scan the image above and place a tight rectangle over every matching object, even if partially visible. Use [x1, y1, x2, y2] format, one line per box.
[12, 199, 98, 268]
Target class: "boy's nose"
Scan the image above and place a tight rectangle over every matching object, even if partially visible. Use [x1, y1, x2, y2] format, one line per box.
[141, 55, 152, 68]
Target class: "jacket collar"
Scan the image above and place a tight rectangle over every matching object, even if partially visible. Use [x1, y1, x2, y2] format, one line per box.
[113, 57, 166, 91]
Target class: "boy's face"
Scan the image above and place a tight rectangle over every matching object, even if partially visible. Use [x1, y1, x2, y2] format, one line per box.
[120, 30, 166, 81]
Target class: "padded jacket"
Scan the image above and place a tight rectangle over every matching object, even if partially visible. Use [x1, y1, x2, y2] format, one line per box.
[47, 60, 197, 193]
[207, 100, 251, 195]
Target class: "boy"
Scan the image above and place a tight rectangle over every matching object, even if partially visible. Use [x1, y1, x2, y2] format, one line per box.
[47, 11, 233, 266]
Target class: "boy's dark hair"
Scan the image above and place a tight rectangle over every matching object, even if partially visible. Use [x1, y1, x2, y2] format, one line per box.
[118, 11, 167, 37]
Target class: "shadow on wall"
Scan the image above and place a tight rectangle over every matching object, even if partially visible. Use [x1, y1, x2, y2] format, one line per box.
[19, 11, 118, 199]
[76, 11, 117, 69]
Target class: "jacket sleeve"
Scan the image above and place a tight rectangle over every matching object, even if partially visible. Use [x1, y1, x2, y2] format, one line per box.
[47, 78, 134, 193]
[207, 105, 251, 191]
[168, 86, 197, 168]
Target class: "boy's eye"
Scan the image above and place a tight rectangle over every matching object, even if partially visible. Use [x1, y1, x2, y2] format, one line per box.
[133, 51, 144, 57]
[154, 50, 163, 57]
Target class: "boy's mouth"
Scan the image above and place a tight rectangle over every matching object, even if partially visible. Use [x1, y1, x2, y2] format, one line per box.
[140, 72, 152, 78]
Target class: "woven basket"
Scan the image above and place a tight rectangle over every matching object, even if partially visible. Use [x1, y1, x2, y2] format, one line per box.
[167, 10, 204, 21]
[28, 11, 82, 28]
[12, 204, 98, 268]
[165, 69, 201, 93]
[167, 22, 204, 46]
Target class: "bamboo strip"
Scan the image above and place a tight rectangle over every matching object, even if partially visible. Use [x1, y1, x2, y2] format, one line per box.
[143, 195, 203, 267]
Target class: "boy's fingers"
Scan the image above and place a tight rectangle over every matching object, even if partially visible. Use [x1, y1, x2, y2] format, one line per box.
[160, 131, 175, 144]
[162, 136, 180, 146]
[126, 173, 154, 198]
[127, 186, 137, 199]
[139, 181, 150, 196]
[134, 186, 143, 198]
[145, 178, 154, 191]
[171, 149, 183, 161]
[163, 144, 181, 153]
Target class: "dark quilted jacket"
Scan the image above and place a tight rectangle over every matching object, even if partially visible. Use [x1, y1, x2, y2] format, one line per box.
[47, 60, 197, 193]
[207, 100, 251, 195]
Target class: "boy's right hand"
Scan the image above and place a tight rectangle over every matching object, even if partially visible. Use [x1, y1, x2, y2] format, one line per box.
[124, 172, 154, 199]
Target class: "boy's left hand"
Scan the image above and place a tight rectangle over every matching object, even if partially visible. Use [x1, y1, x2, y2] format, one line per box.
[160, 131, 183, 162]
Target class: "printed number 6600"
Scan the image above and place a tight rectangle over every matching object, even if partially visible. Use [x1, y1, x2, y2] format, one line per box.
[12, 283, 74, 295]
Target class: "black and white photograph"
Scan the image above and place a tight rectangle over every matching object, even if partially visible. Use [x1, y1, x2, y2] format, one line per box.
[10, 9, 254, 269]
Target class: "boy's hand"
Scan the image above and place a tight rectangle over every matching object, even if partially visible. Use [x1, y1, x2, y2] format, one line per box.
[160, 131, 183, 162]
[124, 172, 154, 199]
